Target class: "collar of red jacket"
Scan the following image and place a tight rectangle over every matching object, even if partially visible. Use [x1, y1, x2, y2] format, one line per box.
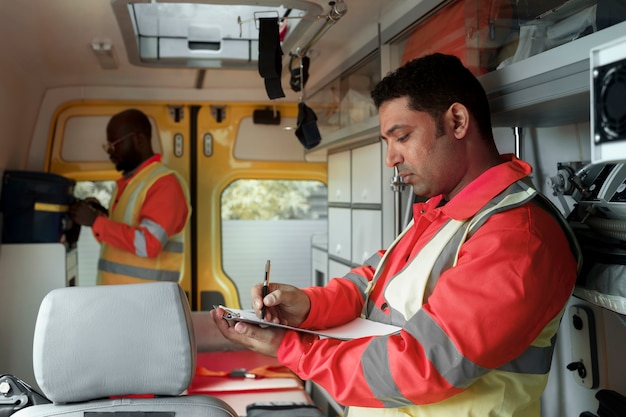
[428, 154, 533, 221]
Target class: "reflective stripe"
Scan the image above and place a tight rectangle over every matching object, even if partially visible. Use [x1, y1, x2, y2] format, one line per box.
[134, 218, 169, 257]
[364, 252, 382, 268]
[405, 309, 487, 388]
[341, 272, 370, 302]
[141, 218, 169, 245]
[362, 336, 413, 407]
[34, 202, 69, 212]
[497, 336, 556, 375]
[163, 240, 184, 253]
[384, 218, 467, 321]
[98, 258, 180, 282]
[134, 229, 148, 257]
[122, 164, 173, 223]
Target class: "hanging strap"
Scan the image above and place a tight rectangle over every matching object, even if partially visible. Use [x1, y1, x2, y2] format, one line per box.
[258, 17, 285, 99]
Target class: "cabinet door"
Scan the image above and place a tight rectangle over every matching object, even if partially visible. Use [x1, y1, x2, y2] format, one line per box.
[328, 207, 351, 261]
[311, 247, 328, 287]
[328, 151, 351, 203]
[352, 209, 382, 264]
[351, 142, 382, 204]
[328, 259, 352, 281]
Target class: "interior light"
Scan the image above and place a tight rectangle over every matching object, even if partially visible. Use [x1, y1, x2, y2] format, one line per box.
[91, 41, 119, 70]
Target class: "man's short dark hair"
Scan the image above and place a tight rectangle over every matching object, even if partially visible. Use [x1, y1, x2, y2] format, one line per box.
[370, 53, 493, 139]
[111, 108, 152, 138]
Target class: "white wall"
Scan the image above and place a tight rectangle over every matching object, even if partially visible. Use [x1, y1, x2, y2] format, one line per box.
[0, 58, 42, 171]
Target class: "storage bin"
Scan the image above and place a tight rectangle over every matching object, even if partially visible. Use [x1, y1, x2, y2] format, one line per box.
[1, 170, 76, 244]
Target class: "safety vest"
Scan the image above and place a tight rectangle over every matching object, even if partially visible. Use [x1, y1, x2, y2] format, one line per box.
[97, 162, 191, 285]
[347, 180, 581, 417]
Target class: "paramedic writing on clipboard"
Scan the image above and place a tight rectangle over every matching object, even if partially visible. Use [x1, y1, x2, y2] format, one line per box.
[211, 53, 580, 417]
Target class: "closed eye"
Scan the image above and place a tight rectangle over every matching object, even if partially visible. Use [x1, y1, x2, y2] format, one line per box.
[396, 133, 410, 143]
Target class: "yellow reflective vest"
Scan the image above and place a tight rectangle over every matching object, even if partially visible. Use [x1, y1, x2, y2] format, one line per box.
[97, 162, 190, 285]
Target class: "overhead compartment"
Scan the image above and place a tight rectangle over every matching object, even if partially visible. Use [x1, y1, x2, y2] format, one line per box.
[481, 21, 626, 127]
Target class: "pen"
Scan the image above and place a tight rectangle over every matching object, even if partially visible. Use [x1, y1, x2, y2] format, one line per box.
[261, 259, 271, 320]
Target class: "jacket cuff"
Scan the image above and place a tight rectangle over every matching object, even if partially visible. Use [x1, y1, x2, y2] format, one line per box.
[277, 330, 317, 374]
[91, 215, 107, 242]
[299, 287, 322, 328]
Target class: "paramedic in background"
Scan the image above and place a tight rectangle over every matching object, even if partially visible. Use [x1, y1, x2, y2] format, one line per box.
[69, 109, 191, 285]
[211, 53, 581, 416]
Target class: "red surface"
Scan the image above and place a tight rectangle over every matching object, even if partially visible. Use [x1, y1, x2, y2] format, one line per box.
[190, 350, 304, 394]
[195, 350, 282, 372]
[189, 350, 312, 416]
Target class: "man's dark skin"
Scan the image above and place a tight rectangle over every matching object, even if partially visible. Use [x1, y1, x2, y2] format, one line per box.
[69, 110, 155, 227]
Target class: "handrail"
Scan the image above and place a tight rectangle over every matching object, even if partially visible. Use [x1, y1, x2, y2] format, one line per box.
[292, 0, 348, 58]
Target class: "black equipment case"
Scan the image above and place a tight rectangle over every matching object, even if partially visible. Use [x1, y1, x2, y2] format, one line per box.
[1, 170, 76, 244]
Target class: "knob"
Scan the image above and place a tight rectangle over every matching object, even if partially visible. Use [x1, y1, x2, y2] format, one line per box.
[0, 380, 11, 395]
[567, 361, 587, 379]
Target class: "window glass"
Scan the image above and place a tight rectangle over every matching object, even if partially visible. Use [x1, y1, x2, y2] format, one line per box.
[221, 179, 327, 309]
[308, 52, 380, 136]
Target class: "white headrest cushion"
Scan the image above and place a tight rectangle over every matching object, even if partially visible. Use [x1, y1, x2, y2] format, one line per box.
[33, 282, 196, 403]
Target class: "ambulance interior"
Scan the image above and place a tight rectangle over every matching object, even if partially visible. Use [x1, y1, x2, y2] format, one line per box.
[0, 0, 625, 416]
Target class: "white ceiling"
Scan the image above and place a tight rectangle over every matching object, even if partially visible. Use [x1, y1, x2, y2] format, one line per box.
[0, 0, 398, 94]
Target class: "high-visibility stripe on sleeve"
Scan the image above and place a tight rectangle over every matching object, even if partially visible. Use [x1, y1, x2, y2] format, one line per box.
[364, 252, 382, 268]
[404, 309, 559, 388]
[497, 334, 557, 375]
[141, 218, 168, 245]
[406, 309, 487, 388]
[134, 219, 169, 257]
[362, 336, 413, 407]
[343, 252, 383, 302]
[342, 271, 370, 303]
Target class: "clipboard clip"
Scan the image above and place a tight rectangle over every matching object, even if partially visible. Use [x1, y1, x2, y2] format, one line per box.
[213, 305, 240, 320]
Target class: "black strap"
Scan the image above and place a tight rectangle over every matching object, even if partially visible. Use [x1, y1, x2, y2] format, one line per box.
[258, 17, 285, 99]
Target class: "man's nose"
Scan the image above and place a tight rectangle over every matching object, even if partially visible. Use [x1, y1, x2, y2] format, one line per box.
[385, 144, 402, 168]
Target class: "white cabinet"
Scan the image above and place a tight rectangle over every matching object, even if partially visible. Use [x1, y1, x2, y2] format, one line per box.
[311, 246, 328, 287]
[325, 141, 386, 270]
[351, 142, 382, 204]
[0, 243, 72, 391]
[328, 151, 351, 203]
[328, 207, 351, 260]
[328, 259, 352, 280]
[352, 209, 382, 264]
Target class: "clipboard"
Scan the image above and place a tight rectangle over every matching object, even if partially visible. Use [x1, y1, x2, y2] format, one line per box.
[217, 306, 401, 341]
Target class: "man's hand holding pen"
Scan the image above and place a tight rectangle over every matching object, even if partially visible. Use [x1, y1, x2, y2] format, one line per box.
[210, 262, 313, 357]
[253, 282, 311, 328]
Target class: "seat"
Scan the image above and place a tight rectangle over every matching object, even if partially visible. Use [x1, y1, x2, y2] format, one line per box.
[13, 281, 237, 417]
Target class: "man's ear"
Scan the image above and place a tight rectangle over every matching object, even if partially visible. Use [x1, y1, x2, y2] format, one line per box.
[135, 132, 150, 148]
[447, 102, 469, 139]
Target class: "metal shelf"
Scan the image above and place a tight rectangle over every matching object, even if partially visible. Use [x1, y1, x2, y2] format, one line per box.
[481, 21, 626, 128]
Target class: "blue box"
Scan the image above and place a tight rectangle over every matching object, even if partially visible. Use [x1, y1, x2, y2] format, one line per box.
[1, 170, 76, 244]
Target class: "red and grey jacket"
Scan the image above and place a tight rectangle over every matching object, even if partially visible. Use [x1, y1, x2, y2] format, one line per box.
[278, 155, 580, 416]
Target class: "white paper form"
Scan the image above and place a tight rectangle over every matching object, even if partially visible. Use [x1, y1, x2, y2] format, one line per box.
[218, 306, 401, 340]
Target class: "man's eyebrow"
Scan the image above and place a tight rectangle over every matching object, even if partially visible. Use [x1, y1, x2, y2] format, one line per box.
[381, 124, 405, 139]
